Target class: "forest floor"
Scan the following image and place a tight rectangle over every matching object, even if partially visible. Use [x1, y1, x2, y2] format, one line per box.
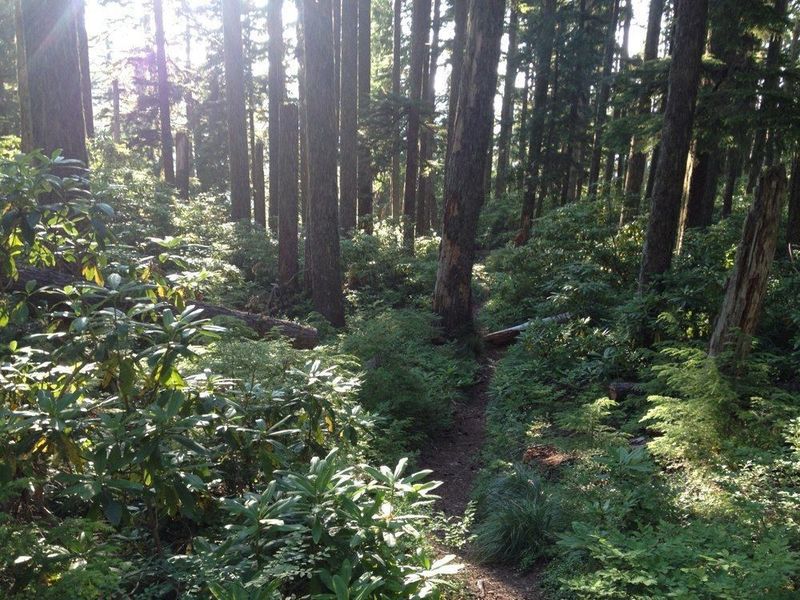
[420, 347, 544, 600]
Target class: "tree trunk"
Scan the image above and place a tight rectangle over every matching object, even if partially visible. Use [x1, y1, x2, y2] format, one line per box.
[278, 103, 299, 290]
[621, 0, 665, 222]
[517, 0, 556, 244]
[391, 0, 403, 218]
[14, 0, 32, 153]
[445, 0, 468, 177]
[587, 0, 620, 195]
[268, 0, 286, 232]
[19, 0, 88, 169]
[340, 0, 358, 233]
[175, 131, 192, 199]
[111, 79, 121, 143]
[75, 0, 94, 138]
[638, 0, 708, 291]
[516, 65, 530, 188]
[722, 148, 740, 218]
[684, 149, 721, 229]
[493, 5, 520, 198]
[333, 0, 341, 131]
[357, 0, 373, 232]
[253, 140, 266, 226]
[302, 0, 346, 327]
[154, 0, 174, 183]
[223, 0, 251, 221]
[402, 0, 432, 248]
[297, 16, 312, 293]
[708, 166, 786, 361]
[788, 156, 800, 246]
[433, 0, 505, 336]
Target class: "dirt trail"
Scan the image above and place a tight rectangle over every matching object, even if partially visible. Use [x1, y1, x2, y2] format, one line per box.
[420, 348, 543, 599]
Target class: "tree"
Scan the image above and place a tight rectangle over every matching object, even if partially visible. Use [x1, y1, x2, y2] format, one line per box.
[493, 3, 520, 198]
[445, 0, 468, 174]
[222, 0, 251, 221]
[268, 0, 286, 232]
[433, 0, 505, 336]
[390, 0, 403, 218]
[111, 79, 121, 143]
[75, 0, 93, 138]
[253, 140, 266, 225]
[638, 0, 709, 291]
[14, 0, 32, 153]
[357, 0, 373, 232]
[788, 158, 800, 246]
[340, 0, 358, 233]
[154, 0, 174, 183]
[302, 0, 346, 327]
[278, 103, 299, 289]
[18, 0, 88, 168]
[175, 131, 192, 198]
[402, 0, 432, 248]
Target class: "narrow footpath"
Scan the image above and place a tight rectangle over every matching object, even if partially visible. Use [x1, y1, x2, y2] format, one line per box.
[420, 348, 543, 599]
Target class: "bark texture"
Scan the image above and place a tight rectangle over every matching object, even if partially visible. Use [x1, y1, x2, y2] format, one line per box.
[253, 140, 266, 226]
[445, 0, 468, 178]
[357, 0, 373, 232]
[278, 103, 299, 290]
[788, 157, 800, 246]
[175, 131, 192, 199]
[75, 0, 93, 138]
[154, 0, 174, 183]
[493, 4, 520, 198]
[14, 0, 32, 153]
[268, 0, 286, 232]
[390, 0, 403, 218]
[433, 0, 505, 335]
[111, 78, 121, 143]
[340, 0, 358, 233]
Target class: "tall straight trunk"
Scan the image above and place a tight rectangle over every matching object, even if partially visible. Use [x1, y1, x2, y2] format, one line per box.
[333, 0, 341, 131]
[493, 5, 520, 198]
[416, 0, 441, 235]
[746, 0, 787, 193]
[788, 156, 800, 245]
[111, 79, 121, 142]
[340, 0, 358, 232]
[722, 148, 741, 218]
[75, 0, 93, 138]
[154, 0, 174, 183]
[622, 0, 665, 221]
[638, 0, 708, 290]
[223, 0, 251, 220]
[563, 0, 588, 205]
[302, 0, 346, 327]
[175, 131, 192, 199]
[708, 167, 786, 361]
[587, 0, 620, 195]
[297, 16, 312, 292]
[684, 149, 720, 229]
[357, 0, 373, 231]
[278, 103, 299, 289]
[423, 0, 443, 233]
[517, 0, 556, 243]
[390, 0, 403, 218]
[268, 0, 286, 232]
[433, 0, 505, 335]
[19, 0, 88, 168]
[402, 0, 432, 248]
[445, 0, 468, 174]
[516, 65, 530, 188]
[14, 0, 32, 153]
[253, 140, 266, 225]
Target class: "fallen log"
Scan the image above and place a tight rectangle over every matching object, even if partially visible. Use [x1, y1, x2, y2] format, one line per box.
[6, 266, 320, 349]
[483, 312, 572, 346]
[607, 382, 645, 401]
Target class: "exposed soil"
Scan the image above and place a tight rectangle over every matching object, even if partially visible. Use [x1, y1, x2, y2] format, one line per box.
[419, 348, 544, 600]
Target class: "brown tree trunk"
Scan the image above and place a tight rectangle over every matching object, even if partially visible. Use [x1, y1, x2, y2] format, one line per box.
[638, 0, 708, 291]
[74, 0, 93, 138]
[494, 4, 520, 198]
[175, 131, 192, 199]
[684, 149, 721, 229]
[14, 0, 32, 153]
[111, 79, 121, 143]
[297, 16, 312, 293]
[587, 0, 620, 195]
[223, 0, 251, 221]
[516, 65, 530, 188]
[268, 0, 286, 232]
[19, 0, 88, 168]
[445, 0, 468, 176]
[708, 167, 787, 361]
[433, 0, 505, 336]
[622, 0, 665, 221]
[253, 140, 266, 226]
[357, 0, 373, 232]
[788, 157, 800, 246]
[340, 0, 358, 233]
[722, 148, 740, 218]
[278, 103, 299, 289]
[391, 0, 403, 218]
[402, 0, 432, 248]
[154, 0, 174, 183]
[333, 0, 341, 131]
[517, 0, 556, 243]
[302, 0, 346, 327]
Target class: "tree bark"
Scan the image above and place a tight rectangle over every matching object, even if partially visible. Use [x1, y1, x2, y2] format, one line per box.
[340, 0, 358, 233]
[74, 0, 94, 138]
[445, 0, 468, 178]
[302, 0, 346, 327]
[684, 149, 720, 229]
[14, 0, 32, 153]
[297, 15, 312, 293]
[788, 157, 800, 246]
[516, 65, 530, 189]
[494, 4, 520, 199]
[722, 148, 740, 218]
[357, 0, 374, 232]
[175, 131, 192, 199]
[433, 0, 505, 336]
[278, 103, 299, 290]
[517, 0, 556, 244]
[638, 0, 708, 291]
[268, 0, 286, 233]
[402, 0, 432, 248]
[708, 166, 786, 361]
[111, 79, 121, 143]
[391, 0, 403, 218]
[253, 140, 266, 226]
[154, 0, 174, 183]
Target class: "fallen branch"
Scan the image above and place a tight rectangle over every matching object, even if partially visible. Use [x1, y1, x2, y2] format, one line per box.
[7, 266, 320, 349]
[483, 312, 572, 346]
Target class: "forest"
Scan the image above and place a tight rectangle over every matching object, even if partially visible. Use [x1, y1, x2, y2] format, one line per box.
[1, 0, 800, 597]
